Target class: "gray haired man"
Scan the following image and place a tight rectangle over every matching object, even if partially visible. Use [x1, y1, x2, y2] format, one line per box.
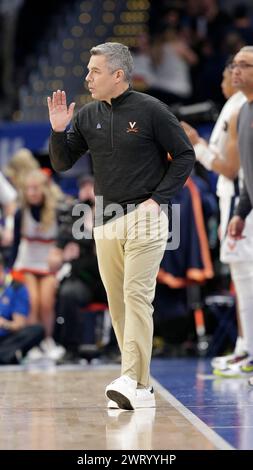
[48, 42, 195, 409]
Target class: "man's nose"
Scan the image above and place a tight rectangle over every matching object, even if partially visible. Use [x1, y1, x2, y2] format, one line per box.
[232, 67, 240, 75]
[85, 71, 91, 82]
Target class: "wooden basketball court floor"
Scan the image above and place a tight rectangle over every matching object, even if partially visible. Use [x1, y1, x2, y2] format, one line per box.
[0, 359, 236, 451]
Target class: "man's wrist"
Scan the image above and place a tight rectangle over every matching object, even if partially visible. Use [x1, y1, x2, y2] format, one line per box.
[234, 208, 248, 220]
[194, 141, 216, 170]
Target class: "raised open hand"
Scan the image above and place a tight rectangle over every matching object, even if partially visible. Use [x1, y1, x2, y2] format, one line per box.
[47, 90, 75, 132]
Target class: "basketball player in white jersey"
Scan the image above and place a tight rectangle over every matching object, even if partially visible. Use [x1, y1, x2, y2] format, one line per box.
[182, 63, 253, 377]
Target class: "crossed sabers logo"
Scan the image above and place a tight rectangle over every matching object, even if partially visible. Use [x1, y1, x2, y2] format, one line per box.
[127, 121, 139, 133]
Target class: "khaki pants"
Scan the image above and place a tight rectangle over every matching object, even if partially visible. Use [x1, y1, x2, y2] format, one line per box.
[93, 208, 168, 386]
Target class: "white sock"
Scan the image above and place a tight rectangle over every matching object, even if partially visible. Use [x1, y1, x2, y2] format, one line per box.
[234, 336, 246, 355]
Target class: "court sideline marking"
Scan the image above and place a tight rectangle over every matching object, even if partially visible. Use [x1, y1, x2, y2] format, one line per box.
[152, 377, 234, 450]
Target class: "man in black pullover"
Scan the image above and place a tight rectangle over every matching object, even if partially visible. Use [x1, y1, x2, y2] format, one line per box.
[48, 42, 195, 410]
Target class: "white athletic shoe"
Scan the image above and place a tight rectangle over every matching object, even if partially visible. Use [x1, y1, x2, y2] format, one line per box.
[105, 375, 137, 410]
[211, 351, 249, 371]
[135, 386, 156, 408]
[211, 352, 237, 370]
[107, 386, 156, 409]
[24, 346, 44, 362]
[213, 355, 253, 378]
[40, 337, 66, 361]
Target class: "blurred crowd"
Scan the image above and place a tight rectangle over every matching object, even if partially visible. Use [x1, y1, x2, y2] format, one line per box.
[1, 0, 253, 119]
[132, 0, 253, 107]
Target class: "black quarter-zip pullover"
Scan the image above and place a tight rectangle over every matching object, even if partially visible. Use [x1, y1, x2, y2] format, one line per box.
[49, 89, 195, 225]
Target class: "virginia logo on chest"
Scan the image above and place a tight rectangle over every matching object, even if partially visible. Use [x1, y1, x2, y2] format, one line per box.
[126, 121, 139, 133]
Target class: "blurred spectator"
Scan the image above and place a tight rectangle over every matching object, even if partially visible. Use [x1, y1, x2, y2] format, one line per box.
[222, 31, 245, 57]
[232, 4, 253, 44]
[11, 169, 64, 359]
[3, 148, 39, 195]
[0, 0, 24, 119]
[199, 0, 232, 50]
[0, 171, 17, 250]
[131, 33, 155, 92]
[149, 26, 198, 105]
[0, 253, 44, 364]
[49, 175, 107, 362]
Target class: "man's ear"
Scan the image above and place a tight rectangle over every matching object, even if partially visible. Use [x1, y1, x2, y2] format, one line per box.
[115, 69, 125, 83]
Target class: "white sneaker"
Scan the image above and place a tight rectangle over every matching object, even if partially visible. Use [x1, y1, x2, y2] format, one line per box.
[24, 346, 44, 362]
[248, 376, 253, 386]
[135, 386, 156, 408]
[211, 351, 249, 371]
[211, 352, 236, 370]
[40, 337, 66, 361]
[107, 386, 156, 409]
[213, 355, 252, 378]
[105, 375, 137, 410]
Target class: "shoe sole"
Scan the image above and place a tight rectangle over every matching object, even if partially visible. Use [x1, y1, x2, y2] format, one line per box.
[213, 369, 245, 378]
[106, 390, 134, 410]
[107, 400, 156, 409]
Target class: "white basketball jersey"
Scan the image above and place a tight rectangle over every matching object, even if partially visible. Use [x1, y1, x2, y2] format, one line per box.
[212, 91, 246, 198]
[209, 91, 253, 262]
